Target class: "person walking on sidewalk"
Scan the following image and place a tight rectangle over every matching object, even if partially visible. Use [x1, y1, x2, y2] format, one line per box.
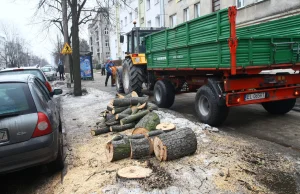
[105, 58, 114, 87]
[58, 64, 65, 81]
[101, 63, 106, 76]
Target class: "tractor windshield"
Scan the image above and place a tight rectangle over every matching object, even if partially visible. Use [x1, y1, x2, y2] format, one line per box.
[134, 31, 151, 53]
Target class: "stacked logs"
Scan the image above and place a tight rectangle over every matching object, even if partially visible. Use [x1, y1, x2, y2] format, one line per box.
[91, 91, 159, 136]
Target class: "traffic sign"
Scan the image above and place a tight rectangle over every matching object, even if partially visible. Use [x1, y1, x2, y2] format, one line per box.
[61, 43, 72, 55]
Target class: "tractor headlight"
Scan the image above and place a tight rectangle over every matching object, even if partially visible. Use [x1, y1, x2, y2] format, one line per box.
[135, 57, 140, 63]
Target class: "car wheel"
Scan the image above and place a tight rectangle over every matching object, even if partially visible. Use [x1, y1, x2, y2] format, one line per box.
[47, 131, 64, 172]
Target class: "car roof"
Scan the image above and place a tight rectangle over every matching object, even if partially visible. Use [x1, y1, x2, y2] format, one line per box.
[0, 74, 33, 83]
[0, 67, 42, 72]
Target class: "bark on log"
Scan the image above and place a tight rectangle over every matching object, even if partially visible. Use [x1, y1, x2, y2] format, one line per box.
[112, 97, 148, 107]
[119, 108, 132, 115]
[105, 113, 115, 121]
[153, 128, 197, 161]
[147, 102, 158, 111]
[105, 117, 120, 126]
[138, 102, 147, 110]
[110, 123, 135, 132]
[146, 130, 164, 137]
[107, 105, 114, 111]
[131, 106, 139, 115]
[112, 106, 129, 114]
[132, 128, 149, 135]
[156, 123, 176, 132]
[91, 126, 110, 136]
[135, 112, 160, 132]
[120, 110, 150, 125]
[125, 91, 138, 98]
[130, 138, 151, 159]
[106, 137, 131, 162]
[130, 134, 145, 139]
[115, 113, 130, 120]
[116, 93, 125, 99]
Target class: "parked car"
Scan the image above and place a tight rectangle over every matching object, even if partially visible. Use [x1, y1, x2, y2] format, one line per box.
[0, 67, 53, 92]
[41, 66, 57, 81]
[0, 74, 64, 174]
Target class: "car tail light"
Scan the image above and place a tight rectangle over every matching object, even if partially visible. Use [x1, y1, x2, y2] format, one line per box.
[45, 81, 53, 92]
[32, 112, 52, 138]
[228, 94, 241, 104]
[294, 89, 300, 96]
[132, 53, 139, 57]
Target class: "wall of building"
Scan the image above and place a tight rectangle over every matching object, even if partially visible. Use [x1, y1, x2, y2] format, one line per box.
[145, 0, 161, 27]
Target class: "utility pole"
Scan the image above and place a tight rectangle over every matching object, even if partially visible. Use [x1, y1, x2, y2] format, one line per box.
[62, 0, 70, 73]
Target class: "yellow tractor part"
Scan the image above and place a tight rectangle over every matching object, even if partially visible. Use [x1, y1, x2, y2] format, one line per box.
[127, 53, 147, 65]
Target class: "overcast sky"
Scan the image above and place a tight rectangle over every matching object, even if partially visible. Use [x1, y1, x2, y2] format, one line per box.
[0, 0, 91, 65]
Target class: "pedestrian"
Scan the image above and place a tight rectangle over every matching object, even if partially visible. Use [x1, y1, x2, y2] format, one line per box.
[58, 64, 65, 81]
[105, 58, 114, 87]
[101, 63, 106, 76]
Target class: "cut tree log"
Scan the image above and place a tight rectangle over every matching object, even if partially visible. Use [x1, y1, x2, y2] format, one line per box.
[112, 97, 148, 107]
[145, 130, 164, 155]
[112, 106, 129, 114]
[120, 110, 150, 125]
[131, 105, 139, 115]
[130, 134, 145, 139]
[96, 117, 106, 126]
[100, 110, 108, 117]
[125, 91, 138, 98]
[116, 93, 125, 99]
[115, 113, 130, 120]
[117, 166, 152, 179]
[91, 126, 110, 136]
[134, 112, 160, 133]
[107, 105, 114, 111]
[132, 128, 149, 136]
[156, 123, 176, 132]
[153, 128, 197, 161]
[130, 138, 151, 159]
[105, 113, 115, 121]
[105, 117, 120, 126]
[110, 123, 135, 132]
[147, 102, 158, 111]
[105, 137, 131, 162]
[138, 102, 147, 110]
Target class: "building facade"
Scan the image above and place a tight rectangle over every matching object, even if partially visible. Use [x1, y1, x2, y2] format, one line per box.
[88, 8, 111, 65]
[0, 36, 6, 69]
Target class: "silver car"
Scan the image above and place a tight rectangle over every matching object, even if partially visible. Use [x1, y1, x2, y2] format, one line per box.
[41, 66, 57, 81]
[0, 74, 64, 173]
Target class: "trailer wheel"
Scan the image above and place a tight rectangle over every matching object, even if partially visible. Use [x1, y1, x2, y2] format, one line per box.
[122, 58, 144, 96]
[195, 85, 229, 126]
[262, 99, 296, 114]
[154, 80, 175, 108]
[116, 67, 124, 93]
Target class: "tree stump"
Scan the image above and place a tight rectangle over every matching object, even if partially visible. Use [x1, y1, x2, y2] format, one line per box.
[134, 112, 160, 133]
[153, 128, 197, 161]
[105, 137, 131, 162]
[117, 166, 152, 179]
[156, 123, 176, 132]
[130, 138, 151, 159]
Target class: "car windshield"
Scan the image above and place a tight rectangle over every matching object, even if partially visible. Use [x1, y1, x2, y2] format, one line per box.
[0, 69, 46, 82]
[0, 83, 36, 117]
[42, 68, 51, 72]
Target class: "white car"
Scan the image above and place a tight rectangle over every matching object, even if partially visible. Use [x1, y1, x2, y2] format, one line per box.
[41, 67, 57, 81]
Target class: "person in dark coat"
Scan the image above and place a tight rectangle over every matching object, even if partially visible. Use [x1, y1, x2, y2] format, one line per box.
[105, 58, 114, 86]
[58, 64, 65, 80]
[101, 63, 106, 76]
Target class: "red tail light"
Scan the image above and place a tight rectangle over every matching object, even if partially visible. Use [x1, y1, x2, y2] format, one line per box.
[132, 53, 139, 57]
[32, 112, 52, 138]
[45, 81, 52, 92]
[228, 94, 241, 104]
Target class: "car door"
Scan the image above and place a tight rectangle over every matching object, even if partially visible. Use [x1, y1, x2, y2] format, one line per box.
[33, 78, 59, 131]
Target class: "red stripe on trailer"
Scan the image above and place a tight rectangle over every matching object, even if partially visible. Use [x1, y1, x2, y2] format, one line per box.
[228, 6, 238, 76]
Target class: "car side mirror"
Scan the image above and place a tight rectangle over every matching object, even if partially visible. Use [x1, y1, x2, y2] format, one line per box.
[120, 35, 124, 43]
[50, 89, 63, 97]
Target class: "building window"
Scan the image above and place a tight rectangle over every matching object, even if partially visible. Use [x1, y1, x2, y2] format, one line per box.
[212, 0, 220, 12]
[194, 2, 200, 18]
[155, 15, 160, 27]
[183, 7, 189, 22]
[129, 12, 133, 22]
[169, 14, 177, 28]
[105, 40, 109, 47]
[125, 17, 127, 25]
[146, 0, 150, 10]
[135, 8, 138, 19]
[147, 20, 151, 27]
[106, 52, 110, 57]
[141, 17, 144, 24]
[104, 27, 108, 35]
[236, 0, 244, 8]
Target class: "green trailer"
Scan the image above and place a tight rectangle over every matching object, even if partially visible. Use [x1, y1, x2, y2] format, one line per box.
[117, 6, 300, 126]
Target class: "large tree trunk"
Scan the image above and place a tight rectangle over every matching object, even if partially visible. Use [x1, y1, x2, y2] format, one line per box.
[112, 97, 148, 107]
[106, 137, 131, 162]
[153, 128, 197, 161]
[120, 110, 150, 125]
[130, 138, 151, 159]
[110, 123, 135, 132]
[71, 0, 82, 96]
[134, 112, 160, 134]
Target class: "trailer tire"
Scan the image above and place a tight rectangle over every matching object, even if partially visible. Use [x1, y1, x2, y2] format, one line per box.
[195, 85, 229, 126]
[122, 58, 144, 96]
[116, 66, 124, 93]
[154, 80, 175, 108]
[262, 99, 296, 114]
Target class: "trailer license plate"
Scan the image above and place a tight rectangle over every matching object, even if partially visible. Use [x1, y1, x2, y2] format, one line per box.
[245, 92, 266, 101]
[0, 130, 8, 142]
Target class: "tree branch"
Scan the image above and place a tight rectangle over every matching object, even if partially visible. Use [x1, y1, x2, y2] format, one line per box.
[78, 14, 91, 26]
[77, 0, 88, 24]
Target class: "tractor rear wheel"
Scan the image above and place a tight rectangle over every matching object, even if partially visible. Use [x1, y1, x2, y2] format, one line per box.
[122, 58, 145, 96]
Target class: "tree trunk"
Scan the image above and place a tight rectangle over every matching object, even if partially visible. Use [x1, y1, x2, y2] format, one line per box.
[120, 110, 150, 125]
[115, 113, 130, 120]
[112, 97, 148, 107]
[112, 106, 129, 114]
[135, 112, 160, 132]
[106, 137, 131, 162]
[110, 123, 135, 132]
[62, 0, 70, 73]
[91, 126, 110, 136]
[130, 138, 151, 159]
[71, 0, 81, 96]
[153, 128, 197, 161]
